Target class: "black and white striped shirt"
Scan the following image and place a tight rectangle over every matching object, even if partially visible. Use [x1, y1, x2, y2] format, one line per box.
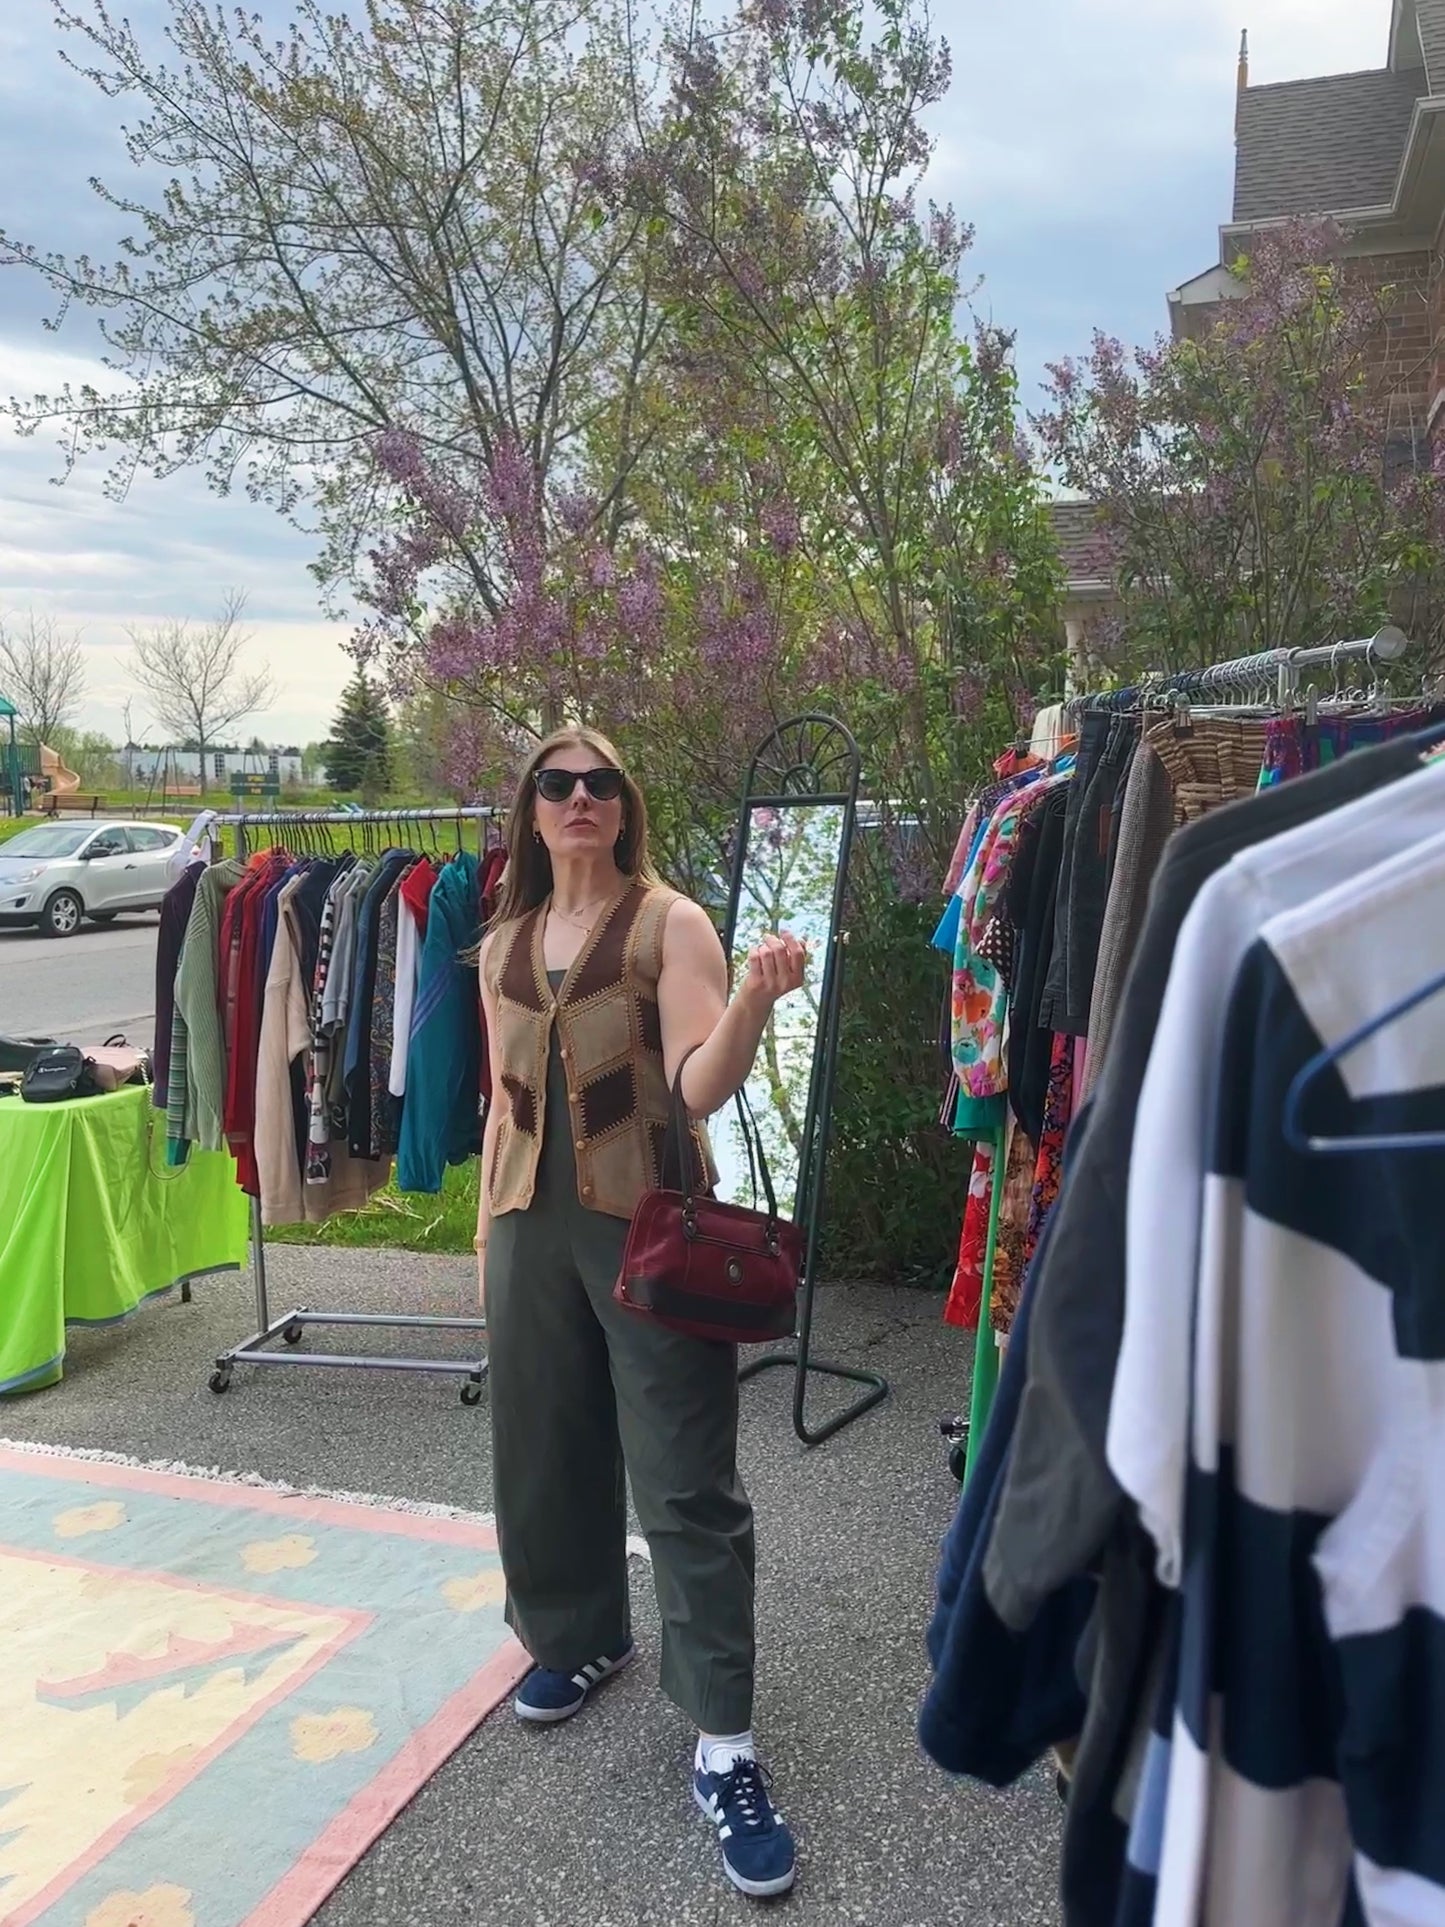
[1152, 829, 1445, 1923]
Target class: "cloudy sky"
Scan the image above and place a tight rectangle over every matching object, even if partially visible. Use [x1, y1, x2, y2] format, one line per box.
[0, 0, 1390, 746]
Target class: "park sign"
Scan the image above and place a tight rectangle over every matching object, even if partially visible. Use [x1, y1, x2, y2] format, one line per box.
[0, 693, 16, 717]
[230, 771, 281, 799]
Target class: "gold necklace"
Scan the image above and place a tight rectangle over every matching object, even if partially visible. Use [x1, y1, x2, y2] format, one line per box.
[550, 894, 610, 933]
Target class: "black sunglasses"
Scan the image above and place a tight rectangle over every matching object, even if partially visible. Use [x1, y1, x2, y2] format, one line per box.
[533, 765, 626, 804]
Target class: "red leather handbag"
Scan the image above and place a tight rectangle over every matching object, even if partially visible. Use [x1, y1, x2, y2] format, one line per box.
[614, 1051, 802, 1345]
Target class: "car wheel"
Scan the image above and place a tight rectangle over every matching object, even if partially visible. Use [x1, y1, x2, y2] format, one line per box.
[89, 911, 118, 924]
[41, 889, 84, 939]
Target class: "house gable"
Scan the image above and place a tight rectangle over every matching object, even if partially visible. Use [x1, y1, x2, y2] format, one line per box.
[1233, 69, 1420, 224]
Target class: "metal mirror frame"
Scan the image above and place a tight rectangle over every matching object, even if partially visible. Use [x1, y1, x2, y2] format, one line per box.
[721, 713, 889, 1446]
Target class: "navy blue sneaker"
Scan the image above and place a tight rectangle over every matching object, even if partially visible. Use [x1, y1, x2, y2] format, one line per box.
[694, 1752, 797, 1898]
[514, 1642, 635, 1724]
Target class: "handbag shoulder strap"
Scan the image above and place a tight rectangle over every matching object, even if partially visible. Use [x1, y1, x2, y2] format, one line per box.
[667, 1046, 704, 1204]
[732, 1081, 781, 1222]
[668, 1046, 781, 1225]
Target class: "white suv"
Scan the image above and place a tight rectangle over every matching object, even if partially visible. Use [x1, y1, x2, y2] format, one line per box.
[0, 820, 186, 937]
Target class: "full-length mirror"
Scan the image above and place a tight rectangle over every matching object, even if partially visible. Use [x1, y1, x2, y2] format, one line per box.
[712, 803, 848, 1218]
[716, 713, 888, 1448]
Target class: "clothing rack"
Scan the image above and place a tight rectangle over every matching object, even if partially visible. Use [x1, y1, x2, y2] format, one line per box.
[1071, 624, 1410, 715]
[960, 624, 1413, 1480]
[206, 805, 499, 1406]
[218, 804, 501, 853]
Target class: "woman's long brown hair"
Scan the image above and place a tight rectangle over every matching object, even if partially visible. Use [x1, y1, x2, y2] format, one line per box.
[491, 725, 659, 928]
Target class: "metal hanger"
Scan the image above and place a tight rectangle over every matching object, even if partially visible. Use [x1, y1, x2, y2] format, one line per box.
[1284, 964, 1445, 1155]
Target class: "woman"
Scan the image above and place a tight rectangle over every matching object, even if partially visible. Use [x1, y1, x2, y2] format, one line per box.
[476, 726, 806, 1901]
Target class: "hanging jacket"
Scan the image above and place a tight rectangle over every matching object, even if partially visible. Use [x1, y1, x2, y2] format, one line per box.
[920, 1205, 1095, 1790]
[397, 851, 482, 1192]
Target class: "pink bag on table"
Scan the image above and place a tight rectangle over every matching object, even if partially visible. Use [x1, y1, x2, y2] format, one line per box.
[84, 1040, 150, 1092]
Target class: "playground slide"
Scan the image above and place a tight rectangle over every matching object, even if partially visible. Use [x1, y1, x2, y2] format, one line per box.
[39, 743, 80, 793]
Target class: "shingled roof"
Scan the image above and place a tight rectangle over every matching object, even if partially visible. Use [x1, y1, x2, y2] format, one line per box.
[1048, 499, 1110, 594]
[1233, 67, 1421, 223]
[1420, 1, 1445, 90]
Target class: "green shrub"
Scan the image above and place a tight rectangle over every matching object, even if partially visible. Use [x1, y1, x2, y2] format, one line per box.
[820, 883, 966, 1288]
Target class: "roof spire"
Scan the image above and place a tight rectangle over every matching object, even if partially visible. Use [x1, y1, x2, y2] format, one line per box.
[1237, 27, 1249, 94]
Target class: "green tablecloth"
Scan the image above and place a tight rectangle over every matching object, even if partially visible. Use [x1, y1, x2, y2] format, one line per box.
[0, 1083, 249, 1395]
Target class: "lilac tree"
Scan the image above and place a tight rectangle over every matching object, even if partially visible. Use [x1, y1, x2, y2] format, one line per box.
[1037, 219, 1445, 675]
[341, 0, 1062, 874]
[3, 0, 1060, 874]
[622, 0, 1061, 838]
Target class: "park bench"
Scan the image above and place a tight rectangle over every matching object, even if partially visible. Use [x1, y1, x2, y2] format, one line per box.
[39, 792, 105, 818]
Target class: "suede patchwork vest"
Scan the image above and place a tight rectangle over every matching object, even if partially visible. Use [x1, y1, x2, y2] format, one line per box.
[484, 881, 717, 1221]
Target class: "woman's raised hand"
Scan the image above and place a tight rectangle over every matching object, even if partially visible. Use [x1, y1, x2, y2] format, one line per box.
[742, 930, 808, 1008]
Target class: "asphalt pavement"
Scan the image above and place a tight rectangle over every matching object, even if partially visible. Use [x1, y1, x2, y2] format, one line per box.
[1, 1250, 1063, 1926]
[0, 913, 158, 1042]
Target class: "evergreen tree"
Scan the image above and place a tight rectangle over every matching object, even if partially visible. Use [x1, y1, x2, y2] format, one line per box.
[324, 672, 392, 800]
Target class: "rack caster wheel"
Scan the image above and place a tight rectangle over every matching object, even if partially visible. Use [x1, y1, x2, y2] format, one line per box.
[940, 1414, 969, 1483]
[282, 1322, 304, 1346]
[209, 1368, 232, 1395]
[460, 1378, 484, 1407]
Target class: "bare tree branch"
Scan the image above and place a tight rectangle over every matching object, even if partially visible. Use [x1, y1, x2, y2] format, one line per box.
[0, 611, 88, 745]
[125, 590, 275, 792]
[1, 0, 665, 607]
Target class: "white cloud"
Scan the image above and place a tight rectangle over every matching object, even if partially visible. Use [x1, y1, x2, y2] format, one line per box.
[0, 338, 352, 745]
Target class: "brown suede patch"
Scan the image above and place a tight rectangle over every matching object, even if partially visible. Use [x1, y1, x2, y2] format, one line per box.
[501, 1072, 537, 1140]
[637, 992, 663, 1058]
[498, 908, 547, 1011]
[579, 1062, 637, 1140]
[567, 885, 645, 1005]
[645, 1117, 668, 1190]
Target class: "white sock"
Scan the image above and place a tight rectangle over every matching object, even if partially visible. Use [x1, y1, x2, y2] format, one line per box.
[697, 1729, 756, 1776]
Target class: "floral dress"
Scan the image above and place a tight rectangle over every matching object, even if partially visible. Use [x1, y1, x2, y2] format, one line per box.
[949, 779, 1048, 1100]
[943, 768, 1075, 1335]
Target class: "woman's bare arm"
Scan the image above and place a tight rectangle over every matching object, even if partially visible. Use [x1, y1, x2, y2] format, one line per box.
[657, 897, 805, 1117]
[476, 932, 504, 1300]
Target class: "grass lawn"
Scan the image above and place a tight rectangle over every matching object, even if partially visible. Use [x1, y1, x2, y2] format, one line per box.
[266, 1158, 479, 1255]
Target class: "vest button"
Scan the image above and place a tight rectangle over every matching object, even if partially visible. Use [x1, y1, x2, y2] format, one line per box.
[575, 1139, 585, 1152]
[580, 1182, 593, 1198]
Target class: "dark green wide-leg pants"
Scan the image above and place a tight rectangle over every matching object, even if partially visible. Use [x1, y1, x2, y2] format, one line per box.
[485, 1169, 757, 1735]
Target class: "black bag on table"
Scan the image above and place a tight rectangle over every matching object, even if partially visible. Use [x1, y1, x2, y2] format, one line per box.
[0, 1034, 58, 1076]
[20, 1045, 99, 1104]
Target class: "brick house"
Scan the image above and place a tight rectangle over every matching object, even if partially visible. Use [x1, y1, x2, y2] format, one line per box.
[1169, 0, 1445, 447]
[1052, 0, 1445, 657]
